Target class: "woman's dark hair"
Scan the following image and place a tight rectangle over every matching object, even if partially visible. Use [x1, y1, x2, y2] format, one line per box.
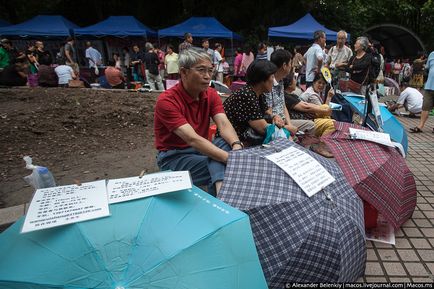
[313, 72, 326, 83]
[236, 47, 243, 54]
[258, 42, 267, 51]
[283, 72, 295, 90]
[246, 60, 277, 86]
[167, 44, 174, 51]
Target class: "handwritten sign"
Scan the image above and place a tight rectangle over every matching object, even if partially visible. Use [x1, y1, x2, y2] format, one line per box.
[266, 147, 335, 197]
[22, 180, 110, 233]
[107, 171, 192, 204]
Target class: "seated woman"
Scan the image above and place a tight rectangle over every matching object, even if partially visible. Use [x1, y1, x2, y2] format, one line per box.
[299, 72, 335, 106]
[54, 62, 76, 87]
[0, 60, 28, 87]
[223, 60, 278, 146]
[284, 73, 335, 137]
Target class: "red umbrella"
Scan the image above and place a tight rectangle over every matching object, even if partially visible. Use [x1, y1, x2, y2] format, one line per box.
[322, 121, 416, 229]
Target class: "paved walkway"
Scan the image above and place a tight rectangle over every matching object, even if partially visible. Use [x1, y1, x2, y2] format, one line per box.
[360, 115, 434, 283]
[0, 112, 433, 283]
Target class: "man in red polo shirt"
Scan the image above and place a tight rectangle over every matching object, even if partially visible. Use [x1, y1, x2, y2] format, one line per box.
[154, 48, 242, 196]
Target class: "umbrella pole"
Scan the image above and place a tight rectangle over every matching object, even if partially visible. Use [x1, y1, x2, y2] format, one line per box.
[362, 85, 373, 127]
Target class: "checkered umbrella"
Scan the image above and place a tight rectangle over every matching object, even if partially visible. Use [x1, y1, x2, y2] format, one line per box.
[219, 139, 366, 286]
[322, 121, 417, 229]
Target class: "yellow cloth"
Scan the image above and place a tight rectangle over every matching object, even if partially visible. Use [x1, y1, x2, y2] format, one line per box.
[314, 104, 335, 136]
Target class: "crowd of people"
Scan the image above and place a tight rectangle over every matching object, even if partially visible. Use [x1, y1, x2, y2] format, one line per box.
[153, 29, 434, 196]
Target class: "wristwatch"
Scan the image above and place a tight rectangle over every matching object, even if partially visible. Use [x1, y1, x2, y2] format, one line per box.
[231, 141, 244, 149]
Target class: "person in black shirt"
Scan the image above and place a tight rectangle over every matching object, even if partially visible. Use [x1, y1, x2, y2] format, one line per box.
[130, 44, 145, 82]
[35, 41, 52, 65]
[144, 42, 164, 91]
[223, 60, 277, 146]
[345, 36, 372, 95]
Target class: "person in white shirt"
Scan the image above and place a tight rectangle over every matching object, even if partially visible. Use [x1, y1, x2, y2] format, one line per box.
[54, 64, 76, 87]
[213, 43, 224, 83]
[327, 30, 353, 80]
[304, 30, 327, 87]
[388, 83, 423, 115]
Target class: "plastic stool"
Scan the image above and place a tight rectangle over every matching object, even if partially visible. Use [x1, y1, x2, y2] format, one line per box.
[208, 124, 217, 141]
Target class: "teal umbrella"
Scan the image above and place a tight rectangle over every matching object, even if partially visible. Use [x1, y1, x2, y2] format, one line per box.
[0, 186, 267, 289]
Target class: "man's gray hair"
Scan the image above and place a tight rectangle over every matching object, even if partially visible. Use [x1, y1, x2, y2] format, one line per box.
[145, 42, 154, 51]
[337, 30, 347, 39]
[356, 36, 369, 51]
[178, 47, 211, 69]
[314, 30, 325, 41]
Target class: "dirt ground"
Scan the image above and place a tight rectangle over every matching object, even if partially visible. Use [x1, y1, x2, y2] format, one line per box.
[0, 87, 159, 208]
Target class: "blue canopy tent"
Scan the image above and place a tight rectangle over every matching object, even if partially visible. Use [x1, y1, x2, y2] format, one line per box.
[158, 17, 241, 40]
[0, 15, 78, 37]
[0, 19, 10, 27]
[268, 13, 346, 42]
[74, 16, 157, 38]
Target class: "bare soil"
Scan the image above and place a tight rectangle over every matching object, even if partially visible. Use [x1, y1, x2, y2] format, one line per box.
[0, 87, 159, 208]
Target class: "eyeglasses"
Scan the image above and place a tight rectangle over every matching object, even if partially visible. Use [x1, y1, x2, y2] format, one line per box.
[189, 66, 214, 76]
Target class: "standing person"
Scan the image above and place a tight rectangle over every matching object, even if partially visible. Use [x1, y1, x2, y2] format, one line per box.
[164, 44, 179, 80]
[304, 30, 326, 87]
[104, 60, 125, 89]
[34, 41, 52, 65]
[240, 46, 254, 77]
[265, 49, 314, 135]
[212, 43, 224, 83]
[154, 48, 242, 196]
[327, 30, 353, 81]
[153, 44, 166, 81]
[345, 36, 372, 95]
[85, 41, 102, 82]
[292, 46, 305, 73]
[130, 44, 145, 81]
[113, 53, 122, 70]
[256, 42, 267, 60]
[144, 42, 164, 91]
[0, 39, 13, 71]
[202, 38, 214, 59]
[64, 37, 79, 73]
[179, 32, 193, 52]
[233, 47, 243, 79]
[393, 58, 402, 83]
[410, 51, 434, 133]
[122, 47, 131, 80]
[411, 53, 426, 89]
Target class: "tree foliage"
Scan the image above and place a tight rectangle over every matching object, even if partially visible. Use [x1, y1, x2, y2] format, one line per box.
[0, 0, 433, 50]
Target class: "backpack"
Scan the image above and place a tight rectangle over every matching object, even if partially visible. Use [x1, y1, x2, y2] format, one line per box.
[369, 50, 381, 81]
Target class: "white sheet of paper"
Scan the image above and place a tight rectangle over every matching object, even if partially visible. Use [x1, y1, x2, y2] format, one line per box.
[266, 147, 335, 197]
[366, 214, 396, 245]
[349, 127, 393, 146]
[368, 90, 384, 127]
[22, 180, 110, 233]
[107, 171, 192, 204]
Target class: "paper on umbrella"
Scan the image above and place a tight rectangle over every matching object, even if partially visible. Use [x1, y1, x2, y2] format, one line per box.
[21, 180, 110, 233]
[348, 128, 405, 157]
[107, 171, 192, 204]
[265, 146, 335, 197]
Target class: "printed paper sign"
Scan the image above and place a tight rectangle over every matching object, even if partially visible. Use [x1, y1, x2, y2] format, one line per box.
[366, 214, 396, 245]
[266, 147, 335, 197]
[349, 128, 393, 147]
[22, 180, 110, 233]
[107, 171, 192, 204]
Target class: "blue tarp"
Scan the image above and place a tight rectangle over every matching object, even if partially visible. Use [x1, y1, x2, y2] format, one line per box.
[268, 13, 346, 41]
[159, 17, 241, 40]
[0, 15, 78, 37]
[0, 19, 10, 27]
[74, 16, 157, 38]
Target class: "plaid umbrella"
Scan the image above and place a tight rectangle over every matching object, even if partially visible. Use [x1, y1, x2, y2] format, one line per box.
[219, 139, 366, 286]
[322, 121, 417, 229]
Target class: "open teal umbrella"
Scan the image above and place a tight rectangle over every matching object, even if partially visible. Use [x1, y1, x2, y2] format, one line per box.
[0, 186, 267, 289]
